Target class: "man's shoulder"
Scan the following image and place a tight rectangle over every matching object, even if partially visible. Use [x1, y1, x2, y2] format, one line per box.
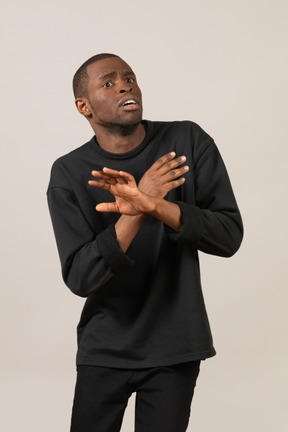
[48, 138, 93, 191]
[149, 119, 211, 135]
[148, 120, 213, 145]
[52, 138, 93, 168]
[149, 119, 198, 129]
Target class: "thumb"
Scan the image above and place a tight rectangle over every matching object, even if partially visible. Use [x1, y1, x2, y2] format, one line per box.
[96, 202, 119, 213]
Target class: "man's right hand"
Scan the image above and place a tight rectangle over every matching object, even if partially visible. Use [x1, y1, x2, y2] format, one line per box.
[138, 152, 189, 198]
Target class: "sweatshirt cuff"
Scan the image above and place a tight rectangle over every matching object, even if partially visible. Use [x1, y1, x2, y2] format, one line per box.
[164, 201, 205, 243]
[97, 224, 134, 272]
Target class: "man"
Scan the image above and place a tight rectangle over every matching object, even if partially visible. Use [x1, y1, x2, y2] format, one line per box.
[47, 53, 243, 432]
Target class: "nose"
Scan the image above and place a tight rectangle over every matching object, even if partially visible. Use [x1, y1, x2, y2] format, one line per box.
[119, 88, 132, 94]
[119, 82, 133, 94]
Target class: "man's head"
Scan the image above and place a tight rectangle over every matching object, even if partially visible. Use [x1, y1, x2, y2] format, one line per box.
[73, 53, 119, 99]
[73, 54, 143, 134]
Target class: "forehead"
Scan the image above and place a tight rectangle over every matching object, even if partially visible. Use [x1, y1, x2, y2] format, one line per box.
[87, 57, 135, 82]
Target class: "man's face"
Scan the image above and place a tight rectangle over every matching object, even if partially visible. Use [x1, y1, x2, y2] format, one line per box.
[84, 57, 143, 129]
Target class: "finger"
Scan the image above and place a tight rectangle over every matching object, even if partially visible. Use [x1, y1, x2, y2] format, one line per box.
[166, 177, 186, 191]
[118, 171, 137, 187]
[91, 171, 117, 185]
[91, 170, 111, 179]
[102, 167, 127, 185]
[96, 202, 120, 213]
[102, 167, 122, 177]
[158, 156, 188, 176]
[162, 165, 189, 182]
[88, 179, 111, 190]
[148, 152, 177, 171]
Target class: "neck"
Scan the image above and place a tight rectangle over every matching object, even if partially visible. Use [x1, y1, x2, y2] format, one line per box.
[92, 122, 146, 154]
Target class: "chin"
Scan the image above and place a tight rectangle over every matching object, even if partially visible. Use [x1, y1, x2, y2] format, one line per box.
[119, 119, 142, 129]
[120, 111, 143, 126]
[106, 115, 143, 130]
[93, 113, 143, 135]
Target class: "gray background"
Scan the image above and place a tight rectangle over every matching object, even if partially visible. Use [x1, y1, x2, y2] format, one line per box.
[1, 0, 287, 430]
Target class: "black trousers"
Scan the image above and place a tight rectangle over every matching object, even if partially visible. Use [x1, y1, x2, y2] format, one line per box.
[70, 360, 201, 432]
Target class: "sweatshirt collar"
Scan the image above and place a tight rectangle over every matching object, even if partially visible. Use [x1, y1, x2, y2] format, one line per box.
[88, 120, 152, 160]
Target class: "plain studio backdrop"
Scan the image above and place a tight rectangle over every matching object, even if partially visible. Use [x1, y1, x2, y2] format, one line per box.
[1, 0, 287, 430]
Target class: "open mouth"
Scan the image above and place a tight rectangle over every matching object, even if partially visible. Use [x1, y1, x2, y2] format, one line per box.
[121, 99, 137, 106]
[119, 98, 139, 112]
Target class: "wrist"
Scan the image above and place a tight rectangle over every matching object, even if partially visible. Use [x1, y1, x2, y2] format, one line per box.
[123, 213, 146, 222]
[145, 198, 181, 231]
[115, 213, 146, 253]
[146, 196, 163, 217]
[116, 213, 146, 229]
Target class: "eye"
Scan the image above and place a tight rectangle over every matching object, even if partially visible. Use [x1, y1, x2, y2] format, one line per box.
[103, 81, 113, 88]
[126, 77, 134, 84]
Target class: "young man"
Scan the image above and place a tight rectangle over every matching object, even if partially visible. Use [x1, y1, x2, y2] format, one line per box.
[47, 53, 243, 432]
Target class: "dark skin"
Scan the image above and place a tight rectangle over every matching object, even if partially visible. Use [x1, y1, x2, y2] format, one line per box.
[75, 57, 145, 153]
[75, 57, 189, 252]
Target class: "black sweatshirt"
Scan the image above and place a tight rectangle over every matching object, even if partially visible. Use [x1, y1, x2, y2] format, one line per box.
[47, 120, 243, 368]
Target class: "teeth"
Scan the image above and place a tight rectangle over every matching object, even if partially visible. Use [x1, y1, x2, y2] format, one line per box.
[123, 100, 136, 106]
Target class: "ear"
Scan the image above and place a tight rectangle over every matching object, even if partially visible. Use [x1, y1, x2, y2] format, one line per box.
[75, 98, 91, 118]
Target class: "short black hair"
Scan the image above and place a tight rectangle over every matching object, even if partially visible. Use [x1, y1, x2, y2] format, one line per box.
[73, 53, 119, 99]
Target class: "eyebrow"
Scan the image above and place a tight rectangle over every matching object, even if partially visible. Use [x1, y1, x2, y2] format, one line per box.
[97, 71, 135, 82]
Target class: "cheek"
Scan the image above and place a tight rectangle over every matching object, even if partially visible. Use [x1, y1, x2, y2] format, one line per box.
[90, 97, 114, 114]
[137, 86, 143, 100]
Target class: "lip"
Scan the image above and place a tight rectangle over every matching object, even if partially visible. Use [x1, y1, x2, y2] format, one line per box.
[118, 94, 140, 108]
[120, 104, 139, 112]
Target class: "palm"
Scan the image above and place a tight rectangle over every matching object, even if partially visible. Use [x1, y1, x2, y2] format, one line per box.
[95, 179, 142, 215]
[114, 195, 140, 215]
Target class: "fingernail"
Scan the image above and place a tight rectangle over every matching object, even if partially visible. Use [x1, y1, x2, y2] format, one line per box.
[170, 152, 176, 156]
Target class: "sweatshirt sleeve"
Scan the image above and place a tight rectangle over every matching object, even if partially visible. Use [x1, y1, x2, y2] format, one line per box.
[165, 139, 243, 257]
[47, 186, 134, 297]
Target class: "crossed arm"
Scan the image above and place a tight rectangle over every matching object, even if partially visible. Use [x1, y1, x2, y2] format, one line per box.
[48, 144, 242, 296]
[88, 152, 189, 252]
